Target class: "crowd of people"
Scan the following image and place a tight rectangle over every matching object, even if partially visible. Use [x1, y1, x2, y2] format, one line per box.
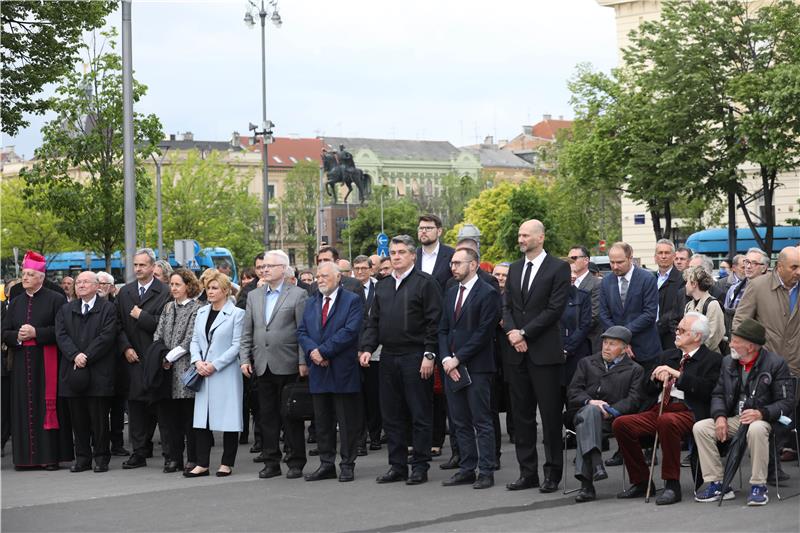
[1, 216, 798, 510]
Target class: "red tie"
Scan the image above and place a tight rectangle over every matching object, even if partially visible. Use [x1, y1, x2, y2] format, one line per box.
[662, 353, 691, 408]
[454, 285, 466, 321]
[321, 296, 331, 327]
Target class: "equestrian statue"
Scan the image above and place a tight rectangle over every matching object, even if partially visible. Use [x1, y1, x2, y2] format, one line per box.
[322, 144, 372, 204]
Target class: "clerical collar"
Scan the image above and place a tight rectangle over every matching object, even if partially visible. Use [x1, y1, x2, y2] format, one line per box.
[25, 285, 43, 297]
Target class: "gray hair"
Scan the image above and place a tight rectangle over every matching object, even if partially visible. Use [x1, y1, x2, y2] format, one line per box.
[692, 254, 714, 275]
[317, 262, 341, 275]
[391, 235, 416, 253]
[97, 271, 115, 284]
[265, 249, 290, 267]
[155, 259, 173, 276]
[731, 254, 744, 267]
[134, 248, 156, 264]
[353, 255, 372, 268]
[684, 311, 710, 343]
[284, 265, 296, 279]
[656, 238, 675, 252]
[746, 247, 770, 264]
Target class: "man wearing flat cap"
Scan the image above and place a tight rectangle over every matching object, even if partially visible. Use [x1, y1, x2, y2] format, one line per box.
[566, 326, 643, 502]
[693, 318, 794, 506]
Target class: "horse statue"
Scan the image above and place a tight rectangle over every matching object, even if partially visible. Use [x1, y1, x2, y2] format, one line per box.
[322, 145, 372, 204]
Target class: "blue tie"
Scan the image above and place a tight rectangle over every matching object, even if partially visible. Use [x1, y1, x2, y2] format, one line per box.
[790, 284, 799, 314]
[139, 286, 145, 298]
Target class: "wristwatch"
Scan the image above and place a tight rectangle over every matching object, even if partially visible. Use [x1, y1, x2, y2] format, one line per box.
[519, 329, 527, 338]
[423, 352, 436, 361]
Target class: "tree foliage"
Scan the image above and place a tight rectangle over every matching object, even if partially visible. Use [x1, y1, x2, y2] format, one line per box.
[20, 32, 162, 270]
[279, 160, 320, 266]
[341, 188, 420, 257]
[445, 183, 515, 264]
[1, 1, 116, 136]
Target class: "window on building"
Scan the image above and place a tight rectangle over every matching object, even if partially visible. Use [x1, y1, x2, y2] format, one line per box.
[634, 214, 646, 225]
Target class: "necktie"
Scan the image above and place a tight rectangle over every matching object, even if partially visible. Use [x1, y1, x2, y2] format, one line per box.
[789, 284, 798, 314]
[83, 303, 89, 315]
[321, 296, 331, 327]
[662, 353, 691, 408]
[454, 285, 466, 321]
[521, 261, 533, 297]
[619, 277, 629, 306]
[139, 286, 146, 299]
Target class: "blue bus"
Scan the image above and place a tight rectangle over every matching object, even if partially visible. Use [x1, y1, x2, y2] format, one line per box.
[45, 244, 238, 284]
[684, 226, 800, 266]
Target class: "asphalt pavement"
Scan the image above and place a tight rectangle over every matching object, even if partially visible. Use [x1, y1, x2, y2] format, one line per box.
[2, 421, 799, 532]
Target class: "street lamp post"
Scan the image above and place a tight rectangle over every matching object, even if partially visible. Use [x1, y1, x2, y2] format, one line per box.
[150, 145, 170, 260]
[245, 0, 282, 249]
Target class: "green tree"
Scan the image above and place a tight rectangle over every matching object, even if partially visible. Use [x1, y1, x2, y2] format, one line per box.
[0, 177, 78, 261]
[496, 180, 562, 258]
[147, 150, 263, 267]
[279, 160, 320, 266]
[341, 190, 419, 257]
[445, 183, 515, 264]
[1, 1, 116, 136]
[20, 32, 163, 271]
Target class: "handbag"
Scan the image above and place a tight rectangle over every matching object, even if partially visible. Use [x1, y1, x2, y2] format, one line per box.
[181, 365, 203, 392]
[281, 380, 314, 420]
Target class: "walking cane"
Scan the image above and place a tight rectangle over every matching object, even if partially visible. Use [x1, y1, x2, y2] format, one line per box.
[645, 380, 668, 503]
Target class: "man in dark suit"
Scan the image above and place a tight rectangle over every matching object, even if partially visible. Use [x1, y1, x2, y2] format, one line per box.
[115, 248, 170, 469]
[569, 246, 601, 353]
[360, 235, 442, 486]
[353, 255, 382, 452]
[599, 242, 662, 370]
[312, 246, 362, 296]
[297, 262, 364, 482]
[502, 219, 571, 493]
[438, 248, 500, 489]
[415, 214, 455, 293]
[614, 312, 722, 504]
[653, 239, 684, 351]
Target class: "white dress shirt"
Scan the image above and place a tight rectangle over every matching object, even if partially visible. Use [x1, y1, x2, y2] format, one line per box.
[420, 242, 440, 275]
[522, 251, 548, 292]
[574, 270, 590, 288]
[393, 267, 413, 290]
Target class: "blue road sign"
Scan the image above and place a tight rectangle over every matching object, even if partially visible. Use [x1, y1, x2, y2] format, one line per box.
[377, 233, 389, 247]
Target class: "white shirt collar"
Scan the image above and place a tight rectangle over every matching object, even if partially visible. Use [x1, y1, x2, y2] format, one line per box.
[421, 242, 440, 258]
[138, 278, 154, 293]
[81, 295, 97, 311]
[574, 270, 589, 287]
[323, 287, 339, 308]
[619, 265, 635, 283]
[461, 273, 479, 292]
[394, 266, 414, 289]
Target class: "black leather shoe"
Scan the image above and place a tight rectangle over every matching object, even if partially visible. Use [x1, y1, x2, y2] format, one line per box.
[494, 458, 501, 471]
[593, 464, 608, 482]
[767, 468, 790, 486]
[258, 465, 281, 479]
[249, 443, 262, 454]
[439, 455, 461, 470]
[122, 455, 146, 469]
[239, 434, 249, 445]
[575, 485, 596, 503]
[308, 449, 319, 457]
[617, 482, 656, 499]
[183, 468, 209, 478]
[339, 466, 354, 482]
[369, 442, 382, 451]
[43, 464, 60, 471]
[163, 460, 184, 473]
[539, 479, 559, 493]
[473, 473, 494, 489]
[356, 446, 368, 457]
[442, 471, 476, 486]
[655, 488, 681, 505]
[604, 450, 623, 467]
[70, 463, 91, 473]
[111, 446, 130, 456]
[506, 476, 539, 491]
[253, 452, 265, 463]
[304, 466, 337, 481]
[93, 464, 109, 473]
[376, 469, 408, 483]
[286, 467, 303, 479]
[406, 470, 428, 485]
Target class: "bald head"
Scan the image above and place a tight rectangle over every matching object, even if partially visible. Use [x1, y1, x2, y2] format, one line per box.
[75, 271, 99, 301]
[518, 219, 546, 257]
[776, 246, 800, 287]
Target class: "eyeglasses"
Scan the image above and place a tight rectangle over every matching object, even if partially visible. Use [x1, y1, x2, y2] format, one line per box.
[744, 259, 764, 266]
[264, 264, 285, 269]
[568, 255, 587, 261]
[353, 266, 370, 271]
[449, 261, 473, 267]
[418, 226, 438, 232]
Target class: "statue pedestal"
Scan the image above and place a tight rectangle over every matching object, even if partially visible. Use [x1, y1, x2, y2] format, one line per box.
[319, 203, 363, 247]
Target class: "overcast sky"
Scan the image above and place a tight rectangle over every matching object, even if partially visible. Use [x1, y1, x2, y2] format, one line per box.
[4, 0, 618, 159]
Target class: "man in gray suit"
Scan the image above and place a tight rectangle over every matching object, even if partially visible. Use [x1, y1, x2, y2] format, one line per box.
[240, 249, 309, 480]
[569, 246, 601, 353]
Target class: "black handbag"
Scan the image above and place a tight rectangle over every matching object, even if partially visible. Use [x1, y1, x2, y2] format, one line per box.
[281, 380, 314, 420]
[181, 365, 203, 392]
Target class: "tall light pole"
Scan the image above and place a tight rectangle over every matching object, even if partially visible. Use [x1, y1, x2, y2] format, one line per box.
[150, 145, 170, 260]
[245, 0, 282, 249]
[122, 0, 136, 282]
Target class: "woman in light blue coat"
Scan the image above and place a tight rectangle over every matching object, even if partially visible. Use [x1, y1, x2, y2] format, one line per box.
[184, 270, 245, 478]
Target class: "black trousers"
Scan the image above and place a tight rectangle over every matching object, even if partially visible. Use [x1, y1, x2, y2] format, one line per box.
[257, 368, 306, 469]
[1, 375, 10, 449]
[313, 392, 362, 468]
[361, 362, 382, 442]
[195, 426, 238, 468]
[69, 396, 111, 467]
[380, 353, 433, 474]
[109, 395, 126, 448]
[127, 399, 157, 458]
[242, 375, 261, 442]
[158, 398, 196, 464]
[507, 360, 563, 482]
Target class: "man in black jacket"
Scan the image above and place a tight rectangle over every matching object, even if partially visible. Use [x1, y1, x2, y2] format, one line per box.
[360, 235, 442, 486]
[693, 318, 794, 506]
[55, 271, 118, 473]
[614, 312, 723, 504]
[653, 239, 684, 350]
[116, 248, 170, 469]
[567, 326, 643, 502]
[415, 214, 455, 293]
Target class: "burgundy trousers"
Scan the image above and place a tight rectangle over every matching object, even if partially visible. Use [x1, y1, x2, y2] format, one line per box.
[612, 401, 694, 484]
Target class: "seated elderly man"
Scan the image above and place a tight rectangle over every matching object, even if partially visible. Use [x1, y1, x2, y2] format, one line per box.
[614, 312, 722, 505]
[693, 318, 794, 506]
[566, 326, 644, 502]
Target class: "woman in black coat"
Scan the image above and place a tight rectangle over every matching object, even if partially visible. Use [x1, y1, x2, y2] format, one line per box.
[55, 271, 118, 472]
